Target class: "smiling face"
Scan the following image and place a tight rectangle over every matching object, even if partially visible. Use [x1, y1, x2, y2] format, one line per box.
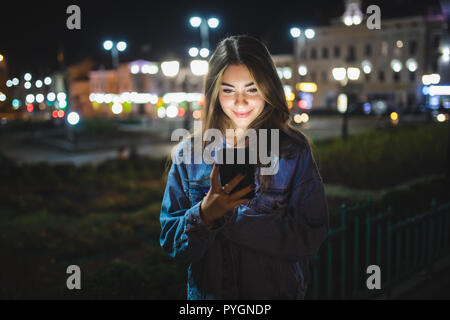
[219, 64, 266, 132]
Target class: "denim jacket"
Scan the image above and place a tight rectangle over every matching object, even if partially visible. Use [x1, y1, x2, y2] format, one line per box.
[160, 135, 329, 299]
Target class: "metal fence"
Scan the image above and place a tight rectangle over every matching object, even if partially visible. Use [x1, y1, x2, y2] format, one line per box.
[309, 197, 450, 299]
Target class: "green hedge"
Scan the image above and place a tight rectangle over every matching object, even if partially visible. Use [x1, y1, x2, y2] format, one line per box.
[313, 122, 448, 189]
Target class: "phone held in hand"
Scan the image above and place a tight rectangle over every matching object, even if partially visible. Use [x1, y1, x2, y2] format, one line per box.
[217, 146, 256, 199]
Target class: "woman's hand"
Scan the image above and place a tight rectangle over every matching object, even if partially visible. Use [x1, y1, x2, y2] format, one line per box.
[200, 163, 254, 227]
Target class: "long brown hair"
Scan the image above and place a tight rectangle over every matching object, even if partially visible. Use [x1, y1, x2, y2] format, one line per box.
[163, 35, 316, 190]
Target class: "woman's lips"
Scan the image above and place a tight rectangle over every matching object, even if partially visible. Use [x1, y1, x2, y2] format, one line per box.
[232, 110, 253, 118]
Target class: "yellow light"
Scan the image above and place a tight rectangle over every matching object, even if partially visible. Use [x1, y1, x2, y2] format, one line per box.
[287, 101, 293, 109]
[390, 112, 398, 120]
[297, 82, 317, 93]
[0, 54, 3, 62]
[286, 92, 295, 102]
[422, 74, 440, 85]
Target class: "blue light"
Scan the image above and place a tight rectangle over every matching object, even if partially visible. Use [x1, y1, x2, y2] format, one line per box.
[12, 99, 21, 108]
[430, 96, 439, 107]
[422, 86, 430, 95]
[363, 102, 371, 114]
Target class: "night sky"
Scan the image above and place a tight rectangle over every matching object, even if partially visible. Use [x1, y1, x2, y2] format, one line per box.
[0, 0, 442, 78]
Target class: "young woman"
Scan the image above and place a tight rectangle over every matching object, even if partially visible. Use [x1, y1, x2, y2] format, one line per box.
[160, 35, 329, 299]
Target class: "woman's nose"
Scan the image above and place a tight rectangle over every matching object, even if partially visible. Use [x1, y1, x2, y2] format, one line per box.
[234, 92, 248, 106]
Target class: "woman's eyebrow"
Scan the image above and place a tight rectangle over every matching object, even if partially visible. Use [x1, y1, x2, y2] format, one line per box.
[221, 81, 255, 87]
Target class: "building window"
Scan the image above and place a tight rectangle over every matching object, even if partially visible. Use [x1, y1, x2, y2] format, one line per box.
[378, 70, 385, 82]
[310, 47, 317, 60]
[365, 44, 372, 57]
[347, 45, 356, 62]
[322, 47, 328, 59]
[334, 46, 340, 58]
[432, 60, 438, 73]
[393, 71, 401, 83]
[311, 71, 317, 82]
[432, 35, 440, 48]
[409, 71, 416, 82]
[321, 70, 328, 83]
[409, 40, 417, 55]
[301, 50, 306, 59]
[365, 73, 371, 83]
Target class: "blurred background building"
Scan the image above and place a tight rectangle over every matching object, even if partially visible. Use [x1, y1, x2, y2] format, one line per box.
[285, 0, 448, 115]
[1, 0, 449, 123]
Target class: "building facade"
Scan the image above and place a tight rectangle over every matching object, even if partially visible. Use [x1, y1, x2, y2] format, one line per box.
[276, 9, 446, 114]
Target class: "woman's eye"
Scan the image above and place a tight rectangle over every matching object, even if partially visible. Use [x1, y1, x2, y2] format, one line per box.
[222, 89, 233, 93]
[248, 88, 258, 93]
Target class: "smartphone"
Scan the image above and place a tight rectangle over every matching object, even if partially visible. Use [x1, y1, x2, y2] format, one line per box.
[217, 146, 255, 199]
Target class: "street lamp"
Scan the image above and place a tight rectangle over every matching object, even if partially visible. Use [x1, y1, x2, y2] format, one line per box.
[44, 76, 52, 85]
[190, 60, 209, 76]
[361, 60, 373, 74]
[290, 26, 315, 105]
[342, 0, 363, 26]
[298, 65, 308, 76]
[189, 47, 199, 57]
[332, 66, 361, 139]
[199, 48, 210, 58]
[161, 61, 180, 77]
[189, 17, 202, 28]
[304, 28, 315, 39]
[103, 40, 127, 69]
[188, 15, 220, 57]
[207, 18, 219, 29]
[347, 67, 360, 80]
[406, 58, 418, 72]
[290, 27, 301, 38]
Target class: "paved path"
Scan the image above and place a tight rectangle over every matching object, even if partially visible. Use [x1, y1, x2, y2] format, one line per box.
[0, 114, 430, 166]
